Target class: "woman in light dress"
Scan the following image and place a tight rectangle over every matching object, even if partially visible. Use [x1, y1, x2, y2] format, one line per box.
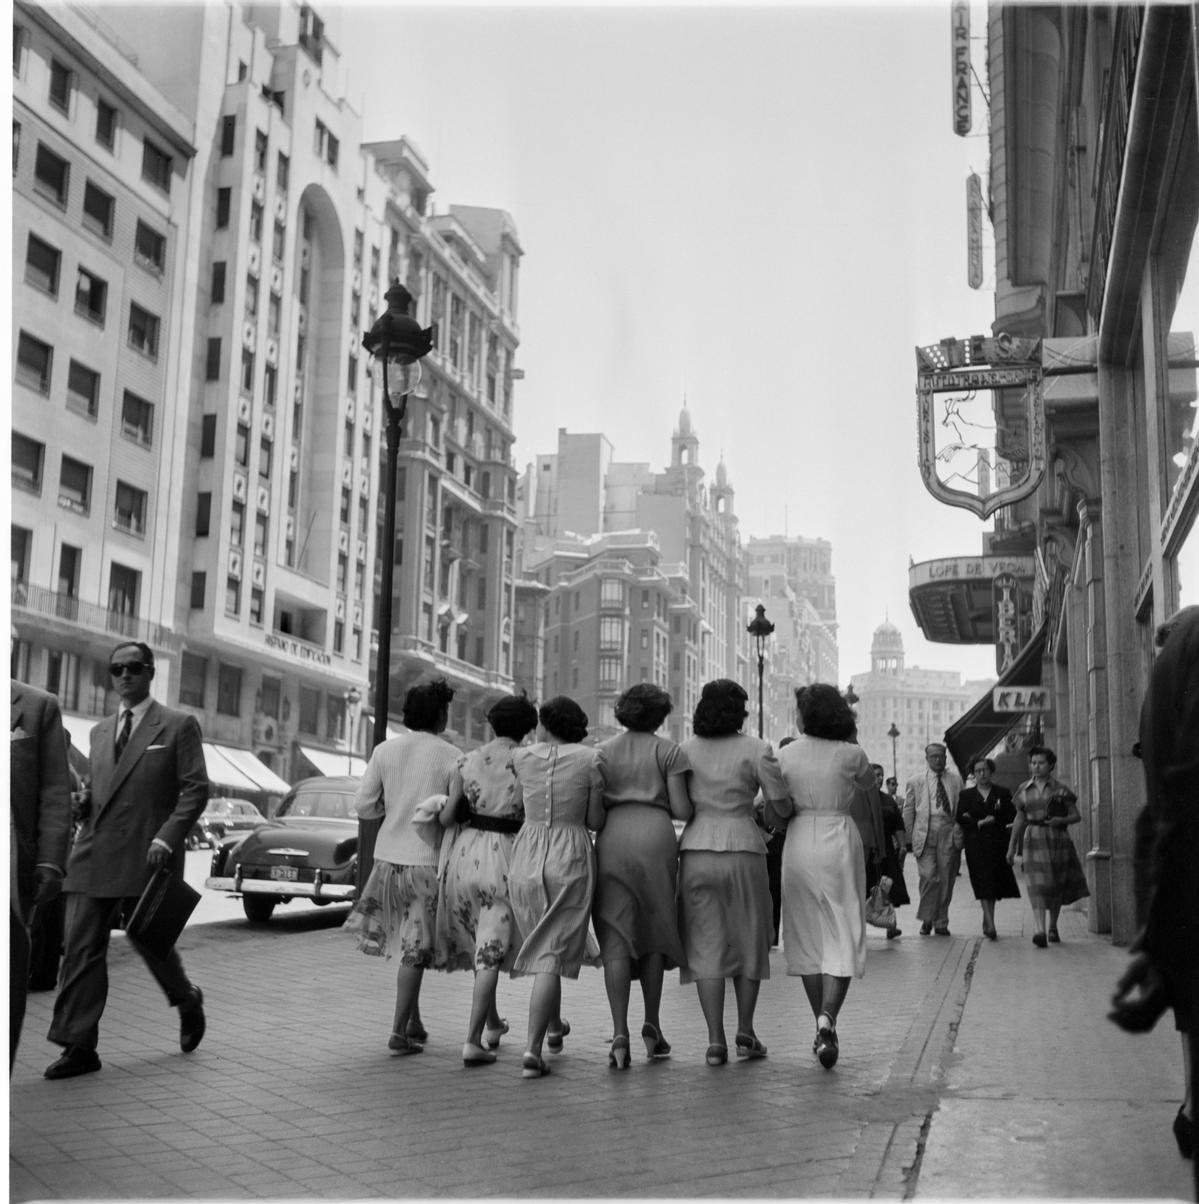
[435, 695, 539, 1067]
[593, 683, 692, 1069]
[346, 677, 461, 1056]
[766, 683, 883, 1070]
[678, 679, 790, 1067]
[507, 696, 605, 1079]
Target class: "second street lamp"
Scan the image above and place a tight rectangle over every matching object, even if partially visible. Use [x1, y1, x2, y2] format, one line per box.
[887, 722, 900, 781]
[747, 603, 774, 740]
[344, 685, 361, 775]
[357, 281, 435, 890]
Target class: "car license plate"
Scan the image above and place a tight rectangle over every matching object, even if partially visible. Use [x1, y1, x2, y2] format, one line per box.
[270, 865, 298, 881]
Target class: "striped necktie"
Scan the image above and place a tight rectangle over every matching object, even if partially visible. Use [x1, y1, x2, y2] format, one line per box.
[935, 772, 950, 813]
[115, 710, 133, 759]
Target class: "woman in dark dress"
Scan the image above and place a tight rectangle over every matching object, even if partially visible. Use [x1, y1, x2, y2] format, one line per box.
[956, 756, 1019, 939]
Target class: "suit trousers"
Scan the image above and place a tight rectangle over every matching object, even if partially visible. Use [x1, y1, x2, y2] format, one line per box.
[915, 816, 961, 927]
[11, 901, 31, 1070]
[48, 891, 195, 1052]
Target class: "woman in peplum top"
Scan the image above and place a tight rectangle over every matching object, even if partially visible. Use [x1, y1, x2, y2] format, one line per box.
[678, 679, 791, 1067]
[593, 683, 693, 1069]
[507, 696, 605, 1079]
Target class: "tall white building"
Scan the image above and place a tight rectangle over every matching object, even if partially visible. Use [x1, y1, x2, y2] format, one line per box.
[12, 0, 522, 789]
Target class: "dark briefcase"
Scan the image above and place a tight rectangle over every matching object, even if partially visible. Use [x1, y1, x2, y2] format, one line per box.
[125, 868, 201, 960]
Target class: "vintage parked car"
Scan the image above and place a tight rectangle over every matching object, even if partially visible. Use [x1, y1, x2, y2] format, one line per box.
[186, 798, 268, 849]
[206, 775, 360, 922]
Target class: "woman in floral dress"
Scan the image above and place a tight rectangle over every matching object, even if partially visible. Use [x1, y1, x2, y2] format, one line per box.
[346, 677, 461, 1056]
[1007, 745, 1089, 947]
[436, 695, 538, 1067]
[507, 697, 605, 1079]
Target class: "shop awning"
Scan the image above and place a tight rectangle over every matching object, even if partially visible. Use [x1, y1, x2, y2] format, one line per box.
[297, 744, 368, 778]
[202, 744, 263, 794]
[208, 743, 290, 794]
[59, 713, 96, 775]
[944, 622, 1048, 778]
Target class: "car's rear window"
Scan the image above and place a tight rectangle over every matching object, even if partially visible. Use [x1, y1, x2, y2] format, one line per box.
[281, 790, 356, 819]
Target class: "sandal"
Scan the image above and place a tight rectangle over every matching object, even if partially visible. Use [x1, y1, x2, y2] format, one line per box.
[705, 1043, 728, 1067]
[815, 1014, 838, 1069]
[482, 1018, 509, 1050]
[608, 1035, 630, 1070]
[546, 1019, 571, 1053]
[641, 1022, 671, 1060]
[734, 1032, 767, 1060]
[521, 1052, 550, 1079]
[387, 1033, 423, 1057]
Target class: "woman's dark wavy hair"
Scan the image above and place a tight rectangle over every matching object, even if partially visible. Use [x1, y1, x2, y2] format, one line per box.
[539, 696, 589, 744]
[1027, 744, 1057, 768]
[972, 756, 997, 774]
[692, 679, 748, 738]
[487, 694, 539, 742]
[794, 683, 857, 742]
[402, 676, 454, 732]
[614, 683, 673, 733]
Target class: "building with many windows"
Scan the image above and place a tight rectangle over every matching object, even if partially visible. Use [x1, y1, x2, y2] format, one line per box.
[12, 0, 522, 789]
[518, 414, 744, 740]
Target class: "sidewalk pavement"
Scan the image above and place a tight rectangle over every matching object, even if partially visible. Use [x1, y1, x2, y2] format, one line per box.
[9, 859, 1193, 1200]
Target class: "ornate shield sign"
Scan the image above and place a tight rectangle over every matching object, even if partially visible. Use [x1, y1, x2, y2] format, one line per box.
[915, 335, 1046, 519]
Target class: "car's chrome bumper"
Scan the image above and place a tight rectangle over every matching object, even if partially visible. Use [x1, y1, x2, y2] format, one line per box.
[205, 874, 356, 901]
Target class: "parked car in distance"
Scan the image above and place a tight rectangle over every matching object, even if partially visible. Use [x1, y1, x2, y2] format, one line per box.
[187, 798, 268, 850]
[206, 776, 360, 922]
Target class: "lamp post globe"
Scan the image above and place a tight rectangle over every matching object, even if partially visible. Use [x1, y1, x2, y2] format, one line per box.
[746, 603, 774, 740]
[358, 281, 435, 890]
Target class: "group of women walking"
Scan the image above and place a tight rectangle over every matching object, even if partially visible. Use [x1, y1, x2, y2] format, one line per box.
[345, 675, 884, 1076]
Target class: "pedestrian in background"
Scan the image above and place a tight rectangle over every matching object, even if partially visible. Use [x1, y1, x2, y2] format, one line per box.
[903, 742, 964, 936]
[956, 756, 1019, 940]
[507, 697, 605, 1079]
[45, 641, 208, 1080]
[871, 762, 909, 937]
[1007, 746, 1089, 948]
[1109, 605, 1198, 1188]
[678, 679, 789, 1067]
[347, 676, 460, 1057]
[767, 684, 881, 1069]
[594, 683, 692, 1067]
[10, 678, 72, 1070]
[436, 694, 539, 1067]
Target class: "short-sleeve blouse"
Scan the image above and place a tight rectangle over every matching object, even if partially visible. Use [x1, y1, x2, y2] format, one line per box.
[510, 742, 601, 827]
[458, 737, 522, 818]
[595, 730, 689, 810]
[677, 733, 787, 854]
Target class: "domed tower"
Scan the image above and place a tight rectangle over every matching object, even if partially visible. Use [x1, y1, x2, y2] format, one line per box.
[711, 456, 735, 517]
[671, 403, 700, 468]
[871, 620, 905, 676]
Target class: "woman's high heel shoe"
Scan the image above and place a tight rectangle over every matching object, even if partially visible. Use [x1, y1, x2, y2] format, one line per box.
[521, 1052, 550, 1079]
[1174, 1105, 1195, 1159]
[735, 1032, 767, 1060]
[641, 1022, 671, 1060]
[482, 1018, 509, 1050]
[608, 1035, 631, 1070]
[546, 1019, 571, 1053]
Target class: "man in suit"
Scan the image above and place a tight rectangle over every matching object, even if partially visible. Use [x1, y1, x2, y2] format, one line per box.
[45, 641, 209, 1079]
[10, 680, 73, 1069]
[903, 741, 964, 936]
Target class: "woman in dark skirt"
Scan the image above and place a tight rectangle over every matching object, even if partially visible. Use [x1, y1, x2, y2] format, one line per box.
[956, 756, 1019, 939]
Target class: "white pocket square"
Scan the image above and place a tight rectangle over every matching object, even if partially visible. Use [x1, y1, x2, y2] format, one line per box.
[147, 743, 167, 750]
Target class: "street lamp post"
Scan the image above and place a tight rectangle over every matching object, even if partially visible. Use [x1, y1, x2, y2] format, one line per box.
[887, 722, 900, 781]
[746, 603, 774, 740]
[344, 685, 361, 775]
[357, 281, 435, 890]
[843, 684, 860, 707]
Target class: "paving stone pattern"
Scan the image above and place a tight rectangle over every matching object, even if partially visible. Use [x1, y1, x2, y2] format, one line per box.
[10, 862, 1192, 1200]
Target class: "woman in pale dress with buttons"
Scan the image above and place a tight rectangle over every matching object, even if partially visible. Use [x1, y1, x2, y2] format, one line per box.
[507, 697, 605, 1079]
[678, 679, 791, 1067]
[766, 684, 884, 1069]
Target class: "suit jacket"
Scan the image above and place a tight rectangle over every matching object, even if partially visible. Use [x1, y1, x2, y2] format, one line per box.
[65, 698, 209, 897]
[10, 681, 73, 910]
[903, 766, 964, 857]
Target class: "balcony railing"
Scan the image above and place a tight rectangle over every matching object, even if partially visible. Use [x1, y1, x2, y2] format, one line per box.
[12, 582, 173, 647]
[394, 635, 514, 690]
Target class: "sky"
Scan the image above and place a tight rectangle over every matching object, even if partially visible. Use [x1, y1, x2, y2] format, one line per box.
[334, 0, 1005, 684]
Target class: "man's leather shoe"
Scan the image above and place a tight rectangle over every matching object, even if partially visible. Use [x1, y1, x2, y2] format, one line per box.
[44, 1046, 101, 1080]
[934, 926, 950, 936]
[179, 987, 206, 1053]
[920, 922, 932, 936]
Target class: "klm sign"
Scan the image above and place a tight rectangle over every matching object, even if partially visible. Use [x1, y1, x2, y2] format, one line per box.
[992, 687, 1051, 713]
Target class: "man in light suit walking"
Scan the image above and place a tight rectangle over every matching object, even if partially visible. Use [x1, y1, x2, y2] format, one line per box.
[10, 679, 73, 1069]
[903, 742, 964, 936]
[45, 641, 209, 1079]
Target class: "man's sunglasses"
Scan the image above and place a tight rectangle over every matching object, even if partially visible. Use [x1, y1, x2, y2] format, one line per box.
[109, 662, 148, 677]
